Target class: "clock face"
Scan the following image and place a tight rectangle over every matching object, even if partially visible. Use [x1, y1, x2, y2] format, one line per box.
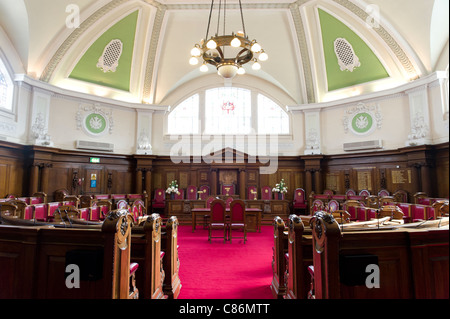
[85, 113, 107, 135]
[351, 112, 373, 135]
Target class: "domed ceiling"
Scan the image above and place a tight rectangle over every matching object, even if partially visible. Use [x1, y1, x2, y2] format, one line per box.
[1, 0, 448, 106]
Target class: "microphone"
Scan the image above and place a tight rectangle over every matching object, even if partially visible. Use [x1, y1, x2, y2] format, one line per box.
[415, 216, 434, 228]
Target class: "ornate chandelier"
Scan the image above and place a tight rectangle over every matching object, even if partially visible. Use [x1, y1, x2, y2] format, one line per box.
[189, 0, 268, 79]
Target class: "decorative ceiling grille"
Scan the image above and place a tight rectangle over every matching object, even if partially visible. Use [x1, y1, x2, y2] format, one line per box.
[97, 39, 123, 73]
[334, 38, 361, 72]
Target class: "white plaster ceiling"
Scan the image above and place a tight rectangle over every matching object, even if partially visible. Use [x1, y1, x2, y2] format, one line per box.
[0, 0, 448, 106]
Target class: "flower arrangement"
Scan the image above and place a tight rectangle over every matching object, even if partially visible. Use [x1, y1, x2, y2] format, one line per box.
[272, 179, 288, 193]
[166, 180, 179, 194]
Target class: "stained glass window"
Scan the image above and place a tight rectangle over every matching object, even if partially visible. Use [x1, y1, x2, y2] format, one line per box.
[168, 94, 199, 134]
[0, 58, 13, 111]
[204, 87, 251, 134]
[257, 94, 289, 134]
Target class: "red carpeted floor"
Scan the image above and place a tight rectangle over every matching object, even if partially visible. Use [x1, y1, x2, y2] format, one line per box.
[176, 224, 274, 299]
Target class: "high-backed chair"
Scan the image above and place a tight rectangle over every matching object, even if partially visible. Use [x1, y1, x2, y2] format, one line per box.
[310, 199, 324, 215]
[174, 189, 184, 200]
[221, 184, 235, 197]
[359, 189, 370, 197]
[261, 186, 272, 200]
[293, 188, 307, 214]
[345, 189, 356, 196]
[152, 188, 166, 213]
[247, 186, 258, 200]
[186, 185, 198, 200]
[131, 199, 146, 225]
[393, 190, 408, 203]
[229, 199, 247, 243]
[205, 196, 215, 208]
[378, 189, 390, 198]
[91, 200, 112, 221]
[199, 185, 210, 200]
[208, 199, 227, 243]
[327, 199, 339, 213]
[63, 195, 79, 208]
[116, 199, 130, 210]
[343, 200, 366, 221]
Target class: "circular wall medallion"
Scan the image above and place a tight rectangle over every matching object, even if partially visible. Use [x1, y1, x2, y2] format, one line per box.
[84, 113, 107, 136]
[350, 112, 374, 135]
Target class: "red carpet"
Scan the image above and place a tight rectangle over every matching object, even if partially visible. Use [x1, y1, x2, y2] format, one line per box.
[177, 225, 274, 299]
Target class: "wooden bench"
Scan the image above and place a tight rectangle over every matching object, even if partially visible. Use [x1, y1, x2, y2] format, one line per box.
[270, 216, 288, 298]
[284, 214, 313, 299]
[0, 209, 137, 299]
[309, 211, 449, 299]
[161, 216, 182, 299]
[131, 213, 166, 299]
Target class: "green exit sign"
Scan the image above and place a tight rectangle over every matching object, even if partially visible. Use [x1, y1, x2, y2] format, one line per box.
[90, 157, 100, 163]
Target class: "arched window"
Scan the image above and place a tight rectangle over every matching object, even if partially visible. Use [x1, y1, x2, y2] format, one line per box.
[166, 87, 290, 135]
[168, 94, 199, 134]
[0, 57, 13, 111]
[258, 94, 289, 134]
[204, 87, 252, 134]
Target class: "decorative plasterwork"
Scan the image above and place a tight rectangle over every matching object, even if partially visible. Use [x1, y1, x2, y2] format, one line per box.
[142, 3, 167, 103]
[30, 112, 53, 146]
[406, 112, 429, 146]
[40, 0, 129, 83]
[136, 129, 153, 154]
[76, 103, 114, 137]
[334, 38, 361, 72]
[343, 102, 382, 135]
[289, 1, 316, 104]
[96, 39, 123, 73]
[332, 0, 419, 79]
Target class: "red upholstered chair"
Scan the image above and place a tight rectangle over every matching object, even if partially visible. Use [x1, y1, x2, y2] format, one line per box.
[91, 199, 112, 221]
[396, 203, 412, 223]
[47, 202, 62, 218]
[410, 204, 428, 222]
[186, 185, 198, 200]
[345, 189, 356, 196]
[247, 186, 258, 200]
[79, 207, 90, 220]
[116, 199, 129, 210]
[378, 189, 390, 197]
[359, 189, 370, 197]
[174, 189, 184, 200]
[293, 188, 307, 214]
[63, 195, 80, 208]
[229, 199, 247, 243]
[323, 189, 334, 196]
[33, 203, 48, 221]
[205, 196, 215, 208]
[343, 200, 365, 221]
[327, 199, 339, 213]
[199, 185, 210, 201]
[393, 190, 408, 203]
[225, 197, 234, 209]
[208, 199, 227, 243]
[89, 206, 100, 221]
[311, 199, 324, 214]
[131, 199, 146, 224]
[261, 186, 272, 200]
[152, 188, 166, 212]
[221, 184, 235, 197]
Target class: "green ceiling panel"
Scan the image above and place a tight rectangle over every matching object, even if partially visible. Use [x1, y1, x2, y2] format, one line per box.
[69, 10, 138, 92]
[318, 9, 389, 91]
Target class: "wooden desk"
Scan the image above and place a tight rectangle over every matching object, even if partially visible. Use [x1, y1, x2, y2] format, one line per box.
[191, 208, 262, 233]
